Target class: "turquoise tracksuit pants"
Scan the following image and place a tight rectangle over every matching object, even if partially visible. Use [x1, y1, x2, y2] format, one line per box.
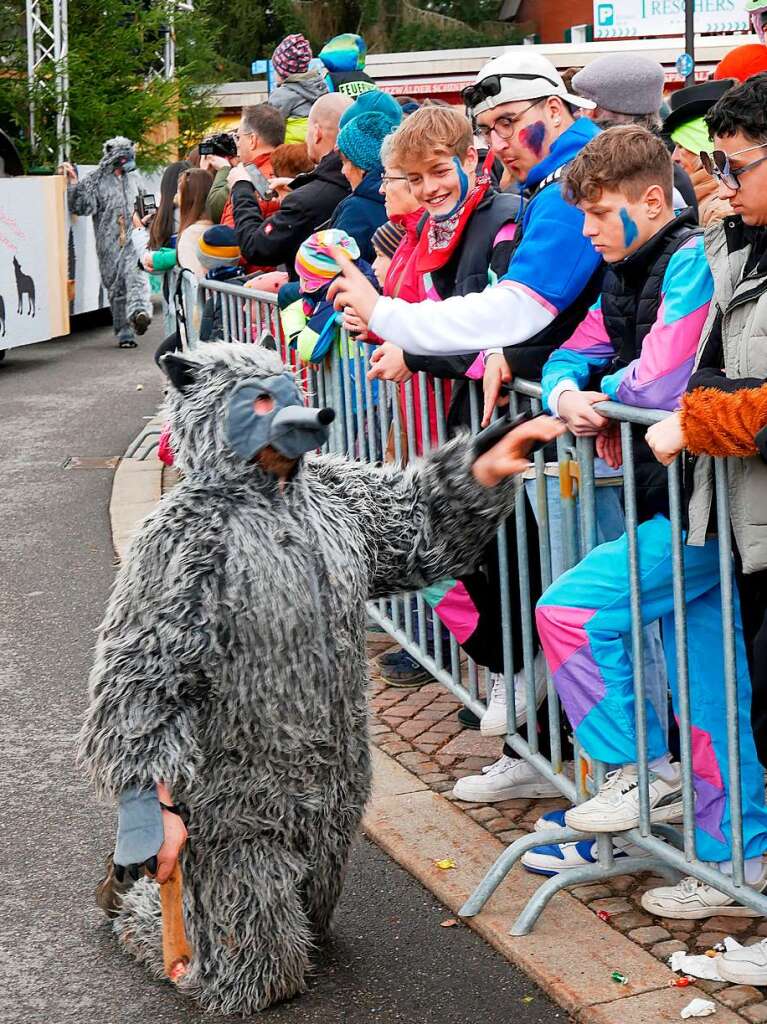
[536, 515, 767, 863]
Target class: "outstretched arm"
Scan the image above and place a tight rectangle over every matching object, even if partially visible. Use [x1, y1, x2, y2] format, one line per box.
[66, 168, 102, 217]
[311, 417, 564, 598]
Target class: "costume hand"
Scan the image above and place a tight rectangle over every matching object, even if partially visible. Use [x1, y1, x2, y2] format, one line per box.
[473, 416, 566, 487]
[557, 390, 609, 436]
[367, 343, 412, 382]
[142, 252, 155, 271]
[646, 412, 684, 466]
[596, 421, 623, 469]
[227, 164, 252, 188]
[482, 353, 512, 427]
[59, 161, 78, 183]
[327, 248, 380, 324]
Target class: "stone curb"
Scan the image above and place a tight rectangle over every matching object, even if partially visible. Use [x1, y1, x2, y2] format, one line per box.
[108, 422, 747, 1024]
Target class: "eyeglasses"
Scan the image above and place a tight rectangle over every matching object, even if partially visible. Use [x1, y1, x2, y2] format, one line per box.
[700, 143, 767, 190]
[474, 100, 543, 142]
[380, 175, 409, 188]
[461, 72, 558, 111]
[233, 131, 253, 142]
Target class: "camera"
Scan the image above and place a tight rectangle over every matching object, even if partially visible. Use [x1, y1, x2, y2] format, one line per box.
[199, 132, 237, 159]
[135, 192, 157, 220]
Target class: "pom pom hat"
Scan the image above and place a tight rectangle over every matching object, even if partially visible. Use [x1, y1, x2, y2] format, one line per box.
[295, 228, 360, 293]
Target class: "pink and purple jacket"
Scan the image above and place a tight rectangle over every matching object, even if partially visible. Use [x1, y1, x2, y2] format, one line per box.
[541, 232, 713, 417]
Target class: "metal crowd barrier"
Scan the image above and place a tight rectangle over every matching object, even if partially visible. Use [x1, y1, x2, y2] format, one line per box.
[189, 279, 767, 933]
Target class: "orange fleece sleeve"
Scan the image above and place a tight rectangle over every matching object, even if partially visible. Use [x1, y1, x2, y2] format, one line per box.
[680, 384, 767, 457]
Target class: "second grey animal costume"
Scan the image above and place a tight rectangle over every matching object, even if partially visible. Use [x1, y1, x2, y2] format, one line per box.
[66, 137, 152, 346]
[79, 342, 516, 1015]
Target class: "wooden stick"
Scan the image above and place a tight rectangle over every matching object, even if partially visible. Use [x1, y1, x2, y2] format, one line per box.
[160, 862, 192, 981]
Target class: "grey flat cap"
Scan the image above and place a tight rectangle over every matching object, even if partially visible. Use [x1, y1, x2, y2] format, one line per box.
[572, 54, 665, 115]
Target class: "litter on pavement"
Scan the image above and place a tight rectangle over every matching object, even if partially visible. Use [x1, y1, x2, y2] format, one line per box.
[680, 998, 717, 1019]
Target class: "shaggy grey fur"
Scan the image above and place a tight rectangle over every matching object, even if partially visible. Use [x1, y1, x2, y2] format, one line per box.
[66, 137, 152, 344]
[78, 342, 516, 1015]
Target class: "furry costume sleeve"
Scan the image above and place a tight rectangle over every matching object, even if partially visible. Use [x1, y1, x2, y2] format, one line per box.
[78, 513, 223, 800]
[67, 172, 102, 217]
[681, 384, 767, 458]
[312, 433, 516, 599]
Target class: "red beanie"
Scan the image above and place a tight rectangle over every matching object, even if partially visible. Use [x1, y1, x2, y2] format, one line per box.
[714, 44, 767, 83]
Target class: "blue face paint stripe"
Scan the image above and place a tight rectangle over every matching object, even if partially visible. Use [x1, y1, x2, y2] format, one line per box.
[434, 156, 471, 222]
[619, 208, 638, 248]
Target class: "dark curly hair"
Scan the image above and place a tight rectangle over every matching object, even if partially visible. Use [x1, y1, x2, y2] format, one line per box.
[706, 72, 767, 141]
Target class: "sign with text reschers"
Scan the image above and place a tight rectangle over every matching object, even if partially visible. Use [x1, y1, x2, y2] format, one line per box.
[594, 0, 749, 38]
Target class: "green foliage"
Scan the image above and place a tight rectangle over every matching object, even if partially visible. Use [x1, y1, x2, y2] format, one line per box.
[0, 0, 222, 169]
[390, 19, 519, 51]
[420, 0, 504, 28]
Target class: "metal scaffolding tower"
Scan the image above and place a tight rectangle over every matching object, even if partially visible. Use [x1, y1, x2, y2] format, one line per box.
[25, 0, 69, 162]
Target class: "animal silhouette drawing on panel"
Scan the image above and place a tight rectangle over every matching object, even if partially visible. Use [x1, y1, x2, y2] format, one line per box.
[13, 257, 35, 316]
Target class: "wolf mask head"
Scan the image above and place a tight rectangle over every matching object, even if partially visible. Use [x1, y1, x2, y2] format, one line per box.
[160, 342, 334, 481]
[100, 136, 137, 174]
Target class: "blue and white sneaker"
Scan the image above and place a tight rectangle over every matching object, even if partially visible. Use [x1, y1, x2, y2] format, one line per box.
[522, 835, 649, 877]
[533, 808, 568, 832]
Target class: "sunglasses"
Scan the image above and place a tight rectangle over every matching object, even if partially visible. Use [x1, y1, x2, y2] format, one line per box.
[700, 143, 767, 190]
[461, 72, 558, 111]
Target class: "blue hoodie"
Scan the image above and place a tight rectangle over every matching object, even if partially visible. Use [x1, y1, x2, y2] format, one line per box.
[501, 117, 602, 317]
[329, 167, 387, 264]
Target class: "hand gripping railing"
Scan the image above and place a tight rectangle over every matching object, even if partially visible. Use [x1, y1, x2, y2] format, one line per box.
[188, 279, 767, 934]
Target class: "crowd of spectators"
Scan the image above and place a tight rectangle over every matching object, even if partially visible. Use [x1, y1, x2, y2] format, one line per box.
[139, 25, 767, 977]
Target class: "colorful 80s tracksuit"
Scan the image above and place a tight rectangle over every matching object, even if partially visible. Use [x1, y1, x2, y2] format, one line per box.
[538, 222, 767, 862]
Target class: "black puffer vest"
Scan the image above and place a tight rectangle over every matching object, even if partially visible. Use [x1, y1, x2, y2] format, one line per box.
[502, 167, 604, 382]
[599, 208, 701, 521]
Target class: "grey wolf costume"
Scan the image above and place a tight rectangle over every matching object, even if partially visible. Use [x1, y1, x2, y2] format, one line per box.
[78, 341, 516, 1014]
[66, 137, 152, 347]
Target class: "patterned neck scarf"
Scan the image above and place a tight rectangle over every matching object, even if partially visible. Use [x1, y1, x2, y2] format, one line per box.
[418, 175, 492, 274]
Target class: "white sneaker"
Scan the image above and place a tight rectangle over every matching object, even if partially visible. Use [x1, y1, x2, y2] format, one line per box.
[719, 938, 767, 984]
[641, 870, 767, 920]
[565, 764, 683, 833]
[452, 754, 561, 803]
[480, 652, 547, 736]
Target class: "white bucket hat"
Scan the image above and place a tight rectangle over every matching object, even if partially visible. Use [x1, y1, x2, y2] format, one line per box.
[463, 51, 596, 117]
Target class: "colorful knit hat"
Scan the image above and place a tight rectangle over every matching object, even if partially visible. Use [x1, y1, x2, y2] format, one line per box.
[337, 111, 393, 172]
[714, 44, 767, 83]
[339, 89, 403, 131]
[319, 33, 367, 73]
[371, 221, 406, 260]
[198, 224, 241, 270]
[271, 34, 312, 79]
[295, 228, 360, 293]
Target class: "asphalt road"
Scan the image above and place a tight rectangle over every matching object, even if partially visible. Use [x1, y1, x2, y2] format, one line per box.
[0, 316, 569, 1024]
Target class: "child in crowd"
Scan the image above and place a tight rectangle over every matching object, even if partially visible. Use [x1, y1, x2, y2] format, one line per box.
[370, 220, 406, 288]
[279, 228, 378, 365]
[268, 34, 328, 144]
[528, 125, 767, 916]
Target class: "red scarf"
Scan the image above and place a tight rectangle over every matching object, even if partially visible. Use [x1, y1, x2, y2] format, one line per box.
[416, 175, 492, 275]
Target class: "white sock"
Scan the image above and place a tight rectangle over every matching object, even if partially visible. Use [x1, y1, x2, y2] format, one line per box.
[648, 754, 679, 782]
[719, 857, 764, 884]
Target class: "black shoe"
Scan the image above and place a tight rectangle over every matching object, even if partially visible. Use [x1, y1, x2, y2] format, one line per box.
[131, 311, 151, 336]
[457, 706, 482, 730]
[378, 649, 433, 687]
[95, 856, 135, 919]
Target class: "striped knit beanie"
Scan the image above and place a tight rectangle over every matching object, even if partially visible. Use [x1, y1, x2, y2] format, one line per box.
[371, 221, 406, 260]
[272, 34, 312, 79]
[198, 225, 241, 271]
[319, 33, 367, 73]
[295, 229, 360, 294]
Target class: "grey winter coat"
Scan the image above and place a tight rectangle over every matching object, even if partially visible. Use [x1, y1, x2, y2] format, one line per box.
[78, 342, 516, 1014]
[268, 70, 329, 120]
[687, 216, 767, 573]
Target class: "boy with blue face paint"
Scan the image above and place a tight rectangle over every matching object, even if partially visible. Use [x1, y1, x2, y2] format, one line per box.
[528, 126, 767, 915]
